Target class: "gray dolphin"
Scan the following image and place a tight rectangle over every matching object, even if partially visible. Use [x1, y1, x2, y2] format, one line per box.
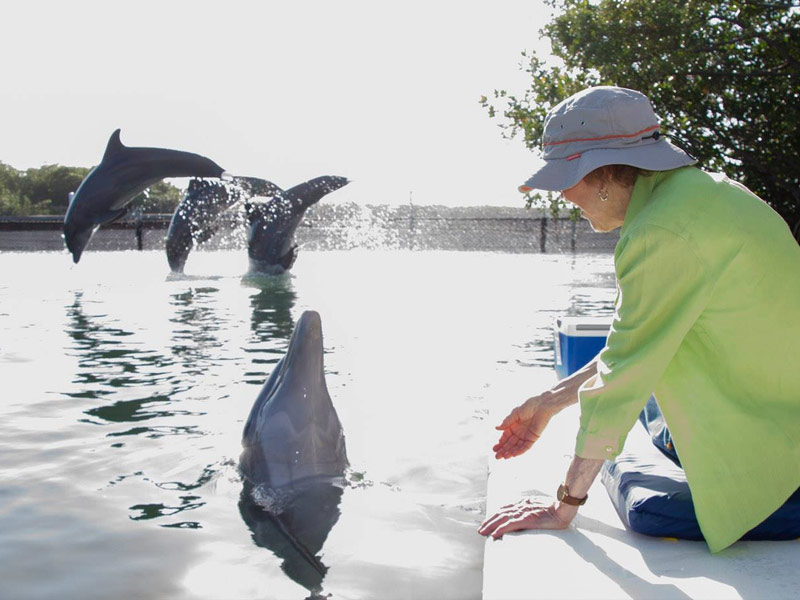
[239, 310, 348, 595]
[63, 129, 226, 263]
[247, 176, 349, 274]
[166, 176, 281, 273]
[240, 310, 348, 489]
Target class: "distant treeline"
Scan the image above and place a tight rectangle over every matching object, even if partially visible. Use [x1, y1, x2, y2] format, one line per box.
[0, 161, 182, 216]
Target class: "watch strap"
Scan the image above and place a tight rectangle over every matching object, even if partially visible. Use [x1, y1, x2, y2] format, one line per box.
[557, 483, 587, 506]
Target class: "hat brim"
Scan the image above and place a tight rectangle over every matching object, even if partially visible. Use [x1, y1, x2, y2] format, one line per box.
[519, 140, 696, 193]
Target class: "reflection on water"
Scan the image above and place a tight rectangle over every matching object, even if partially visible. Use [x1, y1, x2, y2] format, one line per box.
[239, 481, 344, 598]
[67, 292, 196, 434]
[130, 495, 205, 528]
[64, 288, 228, 530]
[169, 286, 223, 373]
[242, 273, 298, 385]
[85, 395, 200, 423]
[66, 291, 138, 393]
[244, 273, 297, 343]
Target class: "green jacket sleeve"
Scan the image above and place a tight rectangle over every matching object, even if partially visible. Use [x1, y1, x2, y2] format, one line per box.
[575, 223, 715, 459]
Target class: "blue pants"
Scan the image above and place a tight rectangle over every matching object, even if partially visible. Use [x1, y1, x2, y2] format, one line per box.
[638, 395, 682, 467]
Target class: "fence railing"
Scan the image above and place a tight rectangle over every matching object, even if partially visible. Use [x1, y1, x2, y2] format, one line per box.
[0, 208, 619, 253]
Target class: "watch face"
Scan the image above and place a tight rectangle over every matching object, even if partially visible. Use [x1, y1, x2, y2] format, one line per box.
[557, 484, 566, 501]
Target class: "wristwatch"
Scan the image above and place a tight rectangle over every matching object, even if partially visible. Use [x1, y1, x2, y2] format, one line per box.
[557, 483, 588, 506]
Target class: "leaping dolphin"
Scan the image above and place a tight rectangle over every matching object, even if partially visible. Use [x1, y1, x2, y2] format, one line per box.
[63, 129, 226, 263]
[247, 176, 349, 274]
[240, 309, 348, 488]
[166, 176, 281, 273]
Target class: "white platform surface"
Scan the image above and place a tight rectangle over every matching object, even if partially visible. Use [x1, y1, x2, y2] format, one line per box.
[482, 371, 800, 600]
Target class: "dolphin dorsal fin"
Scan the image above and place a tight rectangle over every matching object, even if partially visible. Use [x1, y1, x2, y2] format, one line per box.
[103, 129, 126, 160]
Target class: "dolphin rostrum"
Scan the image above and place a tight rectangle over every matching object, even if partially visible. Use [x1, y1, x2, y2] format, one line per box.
[63, 129, 226, 263]
[246, 176, 349, 274]
[240, 309, 348, 489]
[166, 176, 281, 273]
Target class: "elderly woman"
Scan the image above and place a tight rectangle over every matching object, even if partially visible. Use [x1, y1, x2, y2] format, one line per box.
[478, 86, 800, 553]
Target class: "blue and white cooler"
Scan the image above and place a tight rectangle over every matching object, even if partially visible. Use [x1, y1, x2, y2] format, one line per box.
[553, 316, 611, 379]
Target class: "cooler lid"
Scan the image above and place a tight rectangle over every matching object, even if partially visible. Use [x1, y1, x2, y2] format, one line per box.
[555, 316, 612, 337]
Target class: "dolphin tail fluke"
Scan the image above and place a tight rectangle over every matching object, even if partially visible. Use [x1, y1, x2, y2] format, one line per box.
[288, 176, 349, 210]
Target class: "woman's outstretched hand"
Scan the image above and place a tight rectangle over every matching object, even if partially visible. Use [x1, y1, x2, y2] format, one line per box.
[478, 496, 574, 539]
[492, 358, 597, 459]
[492, 394, 557, 459]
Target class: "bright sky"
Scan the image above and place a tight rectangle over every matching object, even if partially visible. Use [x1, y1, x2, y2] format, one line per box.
[1, 1, 555, 207]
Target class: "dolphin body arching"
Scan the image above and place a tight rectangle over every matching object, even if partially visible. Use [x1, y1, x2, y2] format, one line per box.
[63, 129, 226, 263]
[166, 176, 281, 273]
[247, 176, 349, 274]
[240, 309, 348, 488]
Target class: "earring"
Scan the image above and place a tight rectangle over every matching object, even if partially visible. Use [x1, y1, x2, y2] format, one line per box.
[598, 187, 609, 202]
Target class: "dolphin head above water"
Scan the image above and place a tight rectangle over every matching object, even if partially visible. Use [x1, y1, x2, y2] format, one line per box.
[240, 310, 349, 489]
[63, 129, 226, 263]
[63, 202, 99, 264]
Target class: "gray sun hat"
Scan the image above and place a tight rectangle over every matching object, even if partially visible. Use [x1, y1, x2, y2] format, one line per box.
[519, 86, 696, 193]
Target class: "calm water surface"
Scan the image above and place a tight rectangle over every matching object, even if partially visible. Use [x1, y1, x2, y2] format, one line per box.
[0, 249, 614, 600]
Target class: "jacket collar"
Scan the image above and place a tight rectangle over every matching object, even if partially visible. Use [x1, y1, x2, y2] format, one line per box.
[621, 170, 669, 237]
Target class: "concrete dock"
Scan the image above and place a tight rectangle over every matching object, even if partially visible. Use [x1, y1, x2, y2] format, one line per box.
[482, 370, 800, 600]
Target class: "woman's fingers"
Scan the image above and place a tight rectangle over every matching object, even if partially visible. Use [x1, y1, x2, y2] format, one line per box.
[493, 428, 540, 459]
[492, 428, 518, 453]
[479, 497, 554, 539]
[492, 400, 547, 459]
[495, 406, 520, 430]
[478, 504, 527, 536]
[477, 512, 510, 537]
[494, 438, 522, 459]
[488, 515, 533, 539]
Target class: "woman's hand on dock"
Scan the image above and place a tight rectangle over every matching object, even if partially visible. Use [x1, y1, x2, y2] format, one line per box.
[478, 495, 573, 539]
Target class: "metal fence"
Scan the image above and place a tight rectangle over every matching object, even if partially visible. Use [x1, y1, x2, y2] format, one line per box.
[0, 205, 618, 254]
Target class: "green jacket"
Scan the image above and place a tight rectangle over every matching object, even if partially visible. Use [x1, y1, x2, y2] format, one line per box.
[575, 166, 800, 552]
